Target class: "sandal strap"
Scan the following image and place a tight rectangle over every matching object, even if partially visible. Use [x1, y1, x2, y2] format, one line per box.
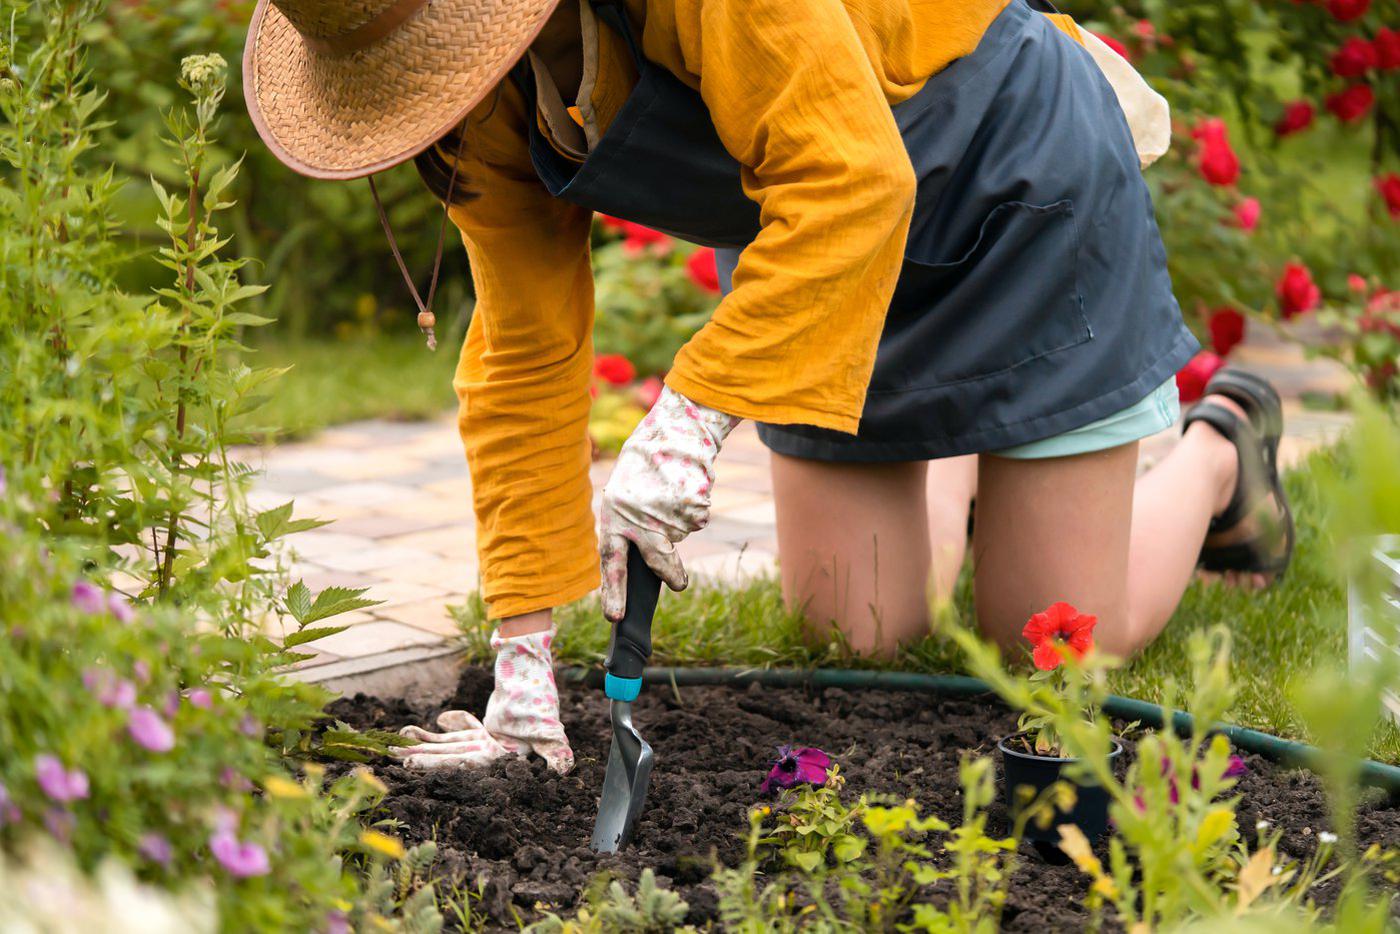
[1182, 401, 1265, 534]
[1202, 369, 1283, 453]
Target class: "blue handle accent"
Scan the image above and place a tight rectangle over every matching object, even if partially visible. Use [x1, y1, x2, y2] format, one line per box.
[605, 673, 643, 702]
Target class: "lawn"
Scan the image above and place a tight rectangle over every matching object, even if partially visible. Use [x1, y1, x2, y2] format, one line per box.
[454, 446, 1400, 764]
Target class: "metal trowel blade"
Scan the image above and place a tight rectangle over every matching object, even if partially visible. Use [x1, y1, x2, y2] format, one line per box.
[590, 700, 654, 853]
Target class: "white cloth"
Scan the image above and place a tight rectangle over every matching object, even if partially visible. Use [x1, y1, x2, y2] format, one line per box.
[598, 386, 739, 620]
[1081, 30, 1172, 169]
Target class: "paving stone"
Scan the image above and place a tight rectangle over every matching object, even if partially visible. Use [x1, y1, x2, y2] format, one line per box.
[357, 579, 457, 609]
[256, 467, 342, 495]
[328, 513, 455, 540]
[313, 482, 420, 507]
[687, 547, 778, 582]
[314, 545, 440, 574]
[380, 525, 476, 556]
[378, 598, 462, 637]
[308, 620, 445, 658]
[282, 530, 379, 560]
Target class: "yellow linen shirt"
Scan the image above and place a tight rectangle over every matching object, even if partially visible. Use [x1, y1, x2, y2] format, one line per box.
[451, 0, 1013, 619]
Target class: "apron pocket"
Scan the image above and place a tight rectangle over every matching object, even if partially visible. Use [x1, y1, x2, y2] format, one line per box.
[870, 199, 1093, 393]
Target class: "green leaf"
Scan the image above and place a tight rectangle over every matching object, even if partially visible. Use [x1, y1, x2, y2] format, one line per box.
[303, 585, 381, 623]
[283, 625, 351, 648]
[284, 580, 313, 623]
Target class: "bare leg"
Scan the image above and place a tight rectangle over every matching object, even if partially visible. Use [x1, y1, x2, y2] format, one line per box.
[973, 400, 1241, 659]
[770, 452, 976, 656]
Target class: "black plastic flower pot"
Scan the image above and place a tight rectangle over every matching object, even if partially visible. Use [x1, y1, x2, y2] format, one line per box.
[998, 733, 1124, 862]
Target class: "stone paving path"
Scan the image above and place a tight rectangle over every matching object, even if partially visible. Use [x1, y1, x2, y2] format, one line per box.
[242, 325, 1353, 684]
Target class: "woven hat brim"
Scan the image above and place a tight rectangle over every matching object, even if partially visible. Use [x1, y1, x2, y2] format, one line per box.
[244, 0, 562, 180]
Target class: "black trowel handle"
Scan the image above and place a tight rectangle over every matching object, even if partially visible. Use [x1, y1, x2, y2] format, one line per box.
[603, 545, 662, 702]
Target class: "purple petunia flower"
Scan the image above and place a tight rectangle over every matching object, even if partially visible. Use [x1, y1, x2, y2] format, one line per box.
[35, 755, 89, 803]
[127, 707, 176, 753]
[1223, 754, 1248, 779]
[324, 912, 350, 934]
[210, 828, 271, 878]
[185, 688, 213, 710]
[219, 767, 252, 792]
[70, 581, 105, 615]
[44, 807, 75, 842]
[760, 746, 831, 794]
[0, 782, 21, 826]
[84, 667, 137, 710]
[162, 691, 181, 719]
[107, 593, 135, 624]
[138, 832, 174, 865]
[239, 714, 261, 738]
[132, 660, 151, 684]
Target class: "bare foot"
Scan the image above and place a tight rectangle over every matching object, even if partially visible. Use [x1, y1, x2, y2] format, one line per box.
[1188, 394, 1287, 590]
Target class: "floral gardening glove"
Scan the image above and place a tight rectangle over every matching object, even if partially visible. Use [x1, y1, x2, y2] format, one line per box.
[599, 386, 740, 621]
[391, 629, 573, 774]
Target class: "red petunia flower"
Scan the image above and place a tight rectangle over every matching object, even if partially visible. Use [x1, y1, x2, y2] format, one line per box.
[1325, 0, 1370, 21]
[1094, 32, 1132, 61]
[593, 354, 636, 387]
[597, 214, 628, 232]
[1207, 308, 1246, 356]
[1327, 84, 1375, 123]
[1375, 173, 1400, 219]
[1232, 196, 1261, 232]
[619, 222, 672, 256]
[1276, 262, 1321, 318]
[685, 248, 721, 294]
[1274, 100, 1315, 137]
[1331, 37, 1378, 78]
[634, 375, 665, 410]
[1192, 118, 1240, 187]
[1375, 28, 1400, 70]
[1176, 351, 1226, 403]
[1021, 602, 1098, 671]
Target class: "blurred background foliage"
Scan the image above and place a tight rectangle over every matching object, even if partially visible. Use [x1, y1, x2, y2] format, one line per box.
[81, 0, 1399, 429]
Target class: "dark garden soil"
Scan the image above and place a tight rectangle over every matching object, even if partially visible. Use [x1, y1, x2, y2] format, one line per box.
[328, 668, 1400, 931]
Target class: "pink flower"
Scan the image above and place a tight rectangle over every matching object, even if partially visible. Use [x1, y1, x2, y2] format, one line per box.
[70, 580, 105, 614]
[35, 754, 88, 803]
[0, 782, 21, 826]
[1232, 197, 1261, 232]
[185, 688, 213, 710]
[210, 828, 271, 878]
[1276, 262, 1321, 318]
[635, 376, 665, 411]
[1207, 308, 1246, 356]
[325, 912, 350, 934]
[760, 746, 832, 794]
[138, 833, 173, 865]
[132, 659, 150, 684]
[107, 592, 135, 624]
[127, 706, 175, 753]
[1176, 351, 1226, 403]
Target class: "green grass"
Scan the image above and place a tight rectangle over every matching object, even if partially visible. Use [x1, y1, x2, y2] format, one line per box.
[453, 447, 1400, 763]
[237, 333, 459, 441]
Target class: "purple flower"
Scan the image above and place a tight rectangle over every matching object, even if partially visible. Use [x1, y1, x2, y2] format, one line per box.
[1223, 755, 1248, 779]
[209, 828, 270, 878]
[185, 688, 213, 710]
[138, 833, 173, 866]
[35, 755, 89, 803]
[220, 767, 252, 792]
[162, 691, 181, 719]
[70, 581, 105, 614]
[239, 714, 261, 738]
[127, 707, 175, 753]
[760, 746, 831, 794]
[0, 782, 21, 826]
[325, 912, 350, 934]
[132, 660, 150, 684]
[107, 593, 135, 624]
[84, 667, 137, 710]
[0, 465, 6, 496]
[44, 807, 75, 842]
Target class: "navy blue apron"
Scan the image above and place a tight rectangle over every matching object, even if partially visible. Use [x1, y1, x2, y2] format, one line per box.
[517, 0, 1198, 461]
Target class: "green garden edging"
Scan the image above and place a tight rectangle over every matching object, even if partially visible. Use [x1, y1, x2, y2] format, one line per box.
[560, 666, 1400, 795]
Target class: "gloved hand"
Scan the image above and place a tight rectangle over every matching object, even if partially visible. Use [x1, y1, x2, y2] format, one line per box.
[391, 628, 573, 774]
[599, 386, 740, 621]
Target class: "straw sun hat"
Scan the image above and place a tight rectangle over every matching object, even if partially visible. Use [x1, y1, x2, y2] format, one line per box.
[244, 0, 564, 179]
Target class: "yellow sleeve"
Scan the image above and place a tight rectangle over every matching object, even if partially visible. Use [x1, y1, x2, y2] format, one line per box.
[663, 0, 917, 434]
[448, 85, 600, 619]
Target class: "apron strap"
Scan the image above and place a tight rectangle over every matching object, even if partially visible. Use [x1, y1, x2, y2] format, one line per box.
[1026, 0, 1063, 12]
[586, 0, 647, 70]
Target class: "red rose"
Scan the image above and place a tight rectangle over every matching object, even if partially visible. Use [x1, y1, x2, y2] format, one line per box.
[1375, 28, 1400, 69]
[634, 375, 665, 410]
[1326, 84, 1375, 123]
[1192, 118, 1240, 187]
[1176, 351, 1226, 403]
[1325, 0, 1371, 21]
[593, 354, 636, 386]
[620, 222, 672, 256]
[1331, 37, 1378, 77]
[1376, 173, 1400, 218]
[1274, 100, 1315, 137]
[1232, 197, 1261, 232]
[1094, 32, 1132, 61]
[1207, 308, 1246, 356]
[1132, 19, 1156, 41]
[1276, 262, 1321, 319]
[685, 248, 721, 294]
[1021, 602, 1098, 671]
[597, 214, 628, 232]
[1349, 273, 1371, 293]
